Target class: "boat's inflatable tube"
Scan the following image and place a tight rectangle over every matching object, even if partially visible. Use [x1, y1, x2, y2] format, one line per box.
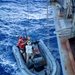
[12, 46, 35, 75]
[38, 39, 60, 75]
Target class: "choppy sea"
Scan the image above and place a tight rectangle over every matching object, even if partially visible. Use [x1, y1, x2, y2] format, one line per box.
[0, 0, 62, 75]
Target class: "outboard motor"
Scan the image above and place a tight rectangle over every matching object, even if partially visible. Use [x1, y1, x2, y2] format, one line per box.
[33, 54, 45, 72]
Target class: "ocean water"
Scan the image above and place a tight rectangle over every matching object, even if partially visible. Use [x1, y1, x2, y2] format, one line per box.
[0, 0, 62, 75]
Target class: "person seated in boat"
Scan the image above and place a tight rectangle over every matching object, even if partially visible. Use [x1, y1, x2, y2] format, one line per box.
[17, 33, 31, 60]
[32, 44, 39, 56]
[26, 41, 34, 65]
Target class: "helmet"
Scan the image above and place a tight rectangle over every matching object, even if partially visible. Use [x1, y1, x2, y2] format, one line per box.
[22, 33, 26, 38]
[28, 37, 31, 41]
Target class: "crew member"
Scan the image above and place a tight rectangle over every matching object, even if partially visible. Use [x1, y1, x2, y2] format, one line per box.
[26, 40, 33, 65]
[17, 32, 28, 60]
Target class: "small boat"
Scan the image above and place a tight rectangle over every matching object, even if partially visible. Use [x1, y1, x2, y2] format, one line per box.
[12, 39, 60, 75]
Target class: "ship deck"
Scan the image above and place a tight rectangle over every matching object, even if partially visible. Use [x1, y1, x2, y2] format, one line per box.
[51, 2, 75, 75]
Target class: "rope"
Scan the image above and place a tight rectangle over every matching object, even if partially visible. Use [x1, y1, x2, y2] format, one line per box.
[27, 0, 30, 36]
[46, 0, 49, 28]
[39, 1, 45, 28]
[27, 0, 30, 33]
[66, 0, 71, 18]
[27, 0, 29, 24]
[46, 0, 50, 48]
